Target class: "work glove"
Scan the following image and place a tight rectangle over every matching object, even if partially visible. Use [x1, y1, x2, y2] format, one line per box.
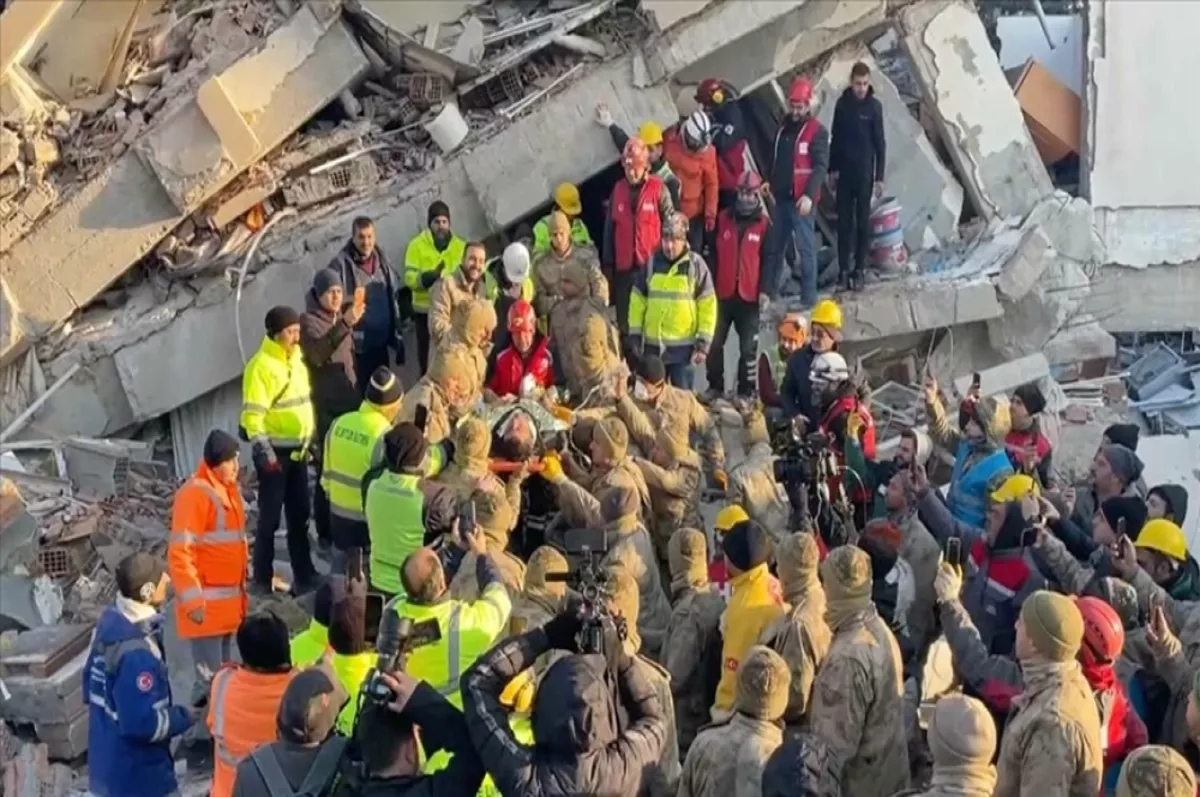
[420, 269, 441, 289]
[544, 604, 584, 652]
[714, 469, 728, 492]
[797, 195, 814, 216]
[540, 451, 566, 484]
[933, 560, 963, 604]
[252, 441, 280, 474]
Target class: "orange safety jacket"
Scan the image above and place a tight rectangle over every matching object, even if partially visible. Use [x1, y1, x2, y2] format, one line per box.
[206, 665, 295, 797]
[168, 461, 248, 640]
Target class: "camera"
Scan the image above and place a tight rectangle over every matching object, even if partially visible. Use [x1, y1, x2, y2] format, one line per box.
[362, 610, 443, 705]
[770, 416, 830, 486]
[545, 528, 625, 655]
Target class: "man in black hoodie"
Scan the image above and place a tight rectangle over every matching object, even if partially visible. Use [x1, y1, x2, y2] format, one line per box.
[829, 61, 886, 292]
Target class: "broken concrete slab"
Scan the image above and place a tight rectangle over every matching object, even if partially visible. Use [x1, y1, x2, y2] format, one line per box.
[1093, 206, 1200, 268]
[0, 278, 25, 367]
[986, 254, 1091, 360]
[996, 225, 1053, 300]
[1042, 314, 1117, 367]
[1083, 261, 1200, 334]
[641, 0, 715, 32]
[1022, 190, 1104, 264]
[952, 352, 1051, 398]
[899, 0, 1053, 221]
[813, 44, 962, 253]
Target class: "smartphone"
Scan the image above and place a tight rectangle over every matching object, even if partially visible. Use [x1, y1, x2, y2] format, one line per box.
[458, 500, 477, 543]
[364, 592, 385, 646]
[353, 286, 366, 308]
[347, 546, 365, 581]
[970, 372, 982, 394]
[944, 537, 962, 568]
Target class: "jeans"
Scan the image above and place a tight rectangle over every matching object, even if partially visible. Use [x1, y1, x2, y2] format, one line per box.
[707, 299, 760, 396]
[774, 198, 818, 306]
[836, 171, 873, 277]
[253, 449, 316, 586]
[188, 634, 236, 709]
[665, 361, 695, 389]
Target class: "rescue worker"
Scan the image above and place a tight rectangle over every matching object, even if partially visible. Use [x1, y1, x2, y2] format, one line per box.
[713, 520, 785, 721]
[397, 345, 476, 445]
[548, 261, 622, 399]
[509, 546, 570, 679]
[1122, 517, 1200, 601]
[603, 137, 675, 342]
[531, 211, 608, 322]
[617, 353, 726, 482]
[727, 409, 790, 543]
[301, 268, 363, 553]
[768, 76, 829, 309]
[86, 553, 195, 797]
[759, 311, 807, 410]
[207, 614, 295, 797]
[804, 545, 909, 797]
[289, 582, 332, 668]
[628, 211, 718, 389]
[631, 425, 704, 583]
[449, 488, 527, 600]
[678, 645, 789, 797]
[663, 528, 725, 754]
[664, 110, 719, 251]
[880, 469, 941, 652]
[486, 243, 535, 357]
[168, 429, 248, 710]
[781, 298, 843, 426]
[364, 423, 456, 600]
[908, 695, 998, 797]
[694, 78, 759, 211]
[1114, 746, 1196, 797]
[923, 375, 1014, 530]
[321, 366, 404, 571]
[443, 298, 497, 400]
[429, 240, 488, 350]
[241, 306, 318, 594]
[531, 182, 593, 254]
[993, 591, 1103, 797]
[708, 171, 777, 398]
[1148, 482, 1189, 525]
[596, 103, 682, 206]
[329, 575, 373, 735]
[399, 531, 512, 710]
[404, 200, 467, 374]
[1006, 382, 1053, 487]
[811, 350, 876, 527]
[487, 300, 553, 399]
[708, 504, 750, 598]
[757, 533, 831, 727]
[543, 416, 651, 529]
[435, 416, 523, 526]
[829, 61, 886, 293]
[328, 216, 403, 384]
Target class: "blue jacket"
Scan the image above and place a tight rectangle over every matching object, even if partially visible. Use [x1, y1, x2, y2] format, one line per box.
[86, 603, 193, 797]
[945, 443, 1012, 529]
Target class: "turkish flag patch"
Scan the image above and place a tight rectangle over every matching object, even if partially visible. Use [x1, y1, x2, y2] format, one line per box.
[136, 672, 154, 693]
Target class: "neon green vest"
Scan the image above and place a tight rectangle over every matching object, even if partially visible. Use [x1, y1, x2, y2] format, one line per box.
[766, 346, 788, 391]
[322, 402, 392, 520]
[405, 230, 466, 312]
[289, 620, 329, 669]
[532, 215, 592, 254]
[331, 651, 373, 736]
[633, 256, 698, 347]
[425, 714, 535, 796]
[365, 472, 425, 595]
[484, 270, 535, 303]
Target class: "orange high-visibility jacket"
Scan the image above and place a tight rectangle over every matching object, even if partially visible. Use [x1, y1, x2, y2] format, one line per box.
[206, 665, 295, 797]
[168, 461, 248, 640]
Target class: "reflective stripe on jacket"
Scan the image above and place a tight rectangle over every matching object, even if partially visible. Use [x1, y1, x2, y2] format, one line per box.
[168, 462, 247, 640]
[405, 229, 466, 312]
[629, 249, 717, 360]
[365, 471, 426, 595]
[532, 215, 592, 255]
[774, 117, 824, 202]
[484, 269, 535, 303]
[611, 176, 665, 273]
[714, 208, 768, 302]
[207, 665, 293, 797]
[240, 336, 315, 452]
[321, 401, 392, 520]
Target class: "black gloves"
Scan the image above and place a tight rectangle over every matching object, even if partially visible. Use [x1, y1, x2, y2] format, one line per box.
[543, 606, 584, 652]
[420, 269, 441, 289]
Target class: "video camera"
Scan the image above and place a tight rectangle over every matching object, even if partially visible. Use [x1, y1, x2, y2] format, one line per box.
[770, 416, 831, 486]
[545, 528, 625, 656]
[362, 610, 442, 705]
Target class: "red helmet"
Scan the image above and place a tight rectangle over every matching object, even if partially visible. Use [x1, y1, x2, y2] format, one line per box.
[695, 78, 726, 106]
[622, 137, 650, 172]
[1074, 596, 1124, 667]
[788, 77, 813, 105]
[507, 299, 535, 334]
[738, 171, 763, 192]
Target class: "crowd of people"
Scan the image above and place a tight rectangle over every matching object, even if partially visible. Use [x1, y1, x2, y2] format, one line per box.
[80, 65, 1198, 797]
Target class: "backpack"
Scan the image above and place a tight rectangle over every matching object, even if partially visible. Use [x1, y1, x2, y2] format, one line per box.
[249, 737, 349, 797]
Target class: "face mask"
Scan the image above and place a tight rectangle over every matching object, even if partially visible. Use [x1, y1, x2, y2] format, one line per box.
[633, 381, 650, 400]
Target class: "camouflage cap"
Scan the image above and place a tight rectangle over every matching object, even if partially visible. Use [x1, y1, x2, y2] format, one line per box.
[525, 546, 569, 599]
[819, 545, 872, 602]
[1116, 745, 1195, 797]
[428, 345, 474, 389]
[550, 210, 571, 237]
[668, 528, 708, 587]
[776, 533, 821, 590]
[455, 416, 491, 462]
[592, 416, 629, 462]
[473, 489, 515, 543]
[734, 645, 790, 721]
[600, 483, 639, 524]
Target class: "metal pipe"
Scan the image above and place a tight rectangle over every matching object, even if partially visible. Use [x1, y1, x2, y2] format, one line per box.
[1031, 0, 1056, 49]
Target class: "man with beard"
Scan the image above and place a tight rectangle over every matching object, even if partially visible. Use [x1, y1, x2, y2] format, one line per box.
[329, 217, 404, 386]
[404, 201, 466, 373]
[429, 240, 488, 352]
[828, 61, 885, 293]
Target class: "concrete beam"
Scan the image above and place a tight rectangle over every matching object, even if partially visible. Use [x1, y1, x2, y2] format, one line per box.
[813, 43, 962, 252]
[899, 0, 1052, 221]
[640, 0, 715, 33]
[1084, 262, 1200, 333]
[1093, 206, 1200, 268]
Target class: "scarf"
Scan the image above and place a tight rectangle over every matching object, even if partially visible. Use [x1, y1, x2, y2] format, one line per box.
[928, 764, 998, 795]
[825, 592, 873, 631]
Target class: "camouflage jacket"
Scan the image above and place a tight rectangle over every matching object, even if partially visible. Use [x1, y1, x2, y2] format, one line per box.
[1129, 567, 1199, 749]
[678, 713, 784, 797]
[397, 378, 453, 445]
[632, 454, 703, 555]
[617, 392, 725, 474]
[888, 761, 997, 797]
[758, 587, 831, 725]
[894, 512, 941, 655]
[728, 442, 790, 544]
[665, 585, 726, 753]
[531, 245, 608, 319]
[635, 654, 682, 797]
[600, 521, 673, 662]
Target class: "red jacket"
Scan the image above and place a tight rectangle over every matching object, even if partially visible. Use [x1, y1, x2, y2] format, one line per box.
[487, 336, 553, 398]
[820, 395, 875, 503]
[714, 208, 769, 302]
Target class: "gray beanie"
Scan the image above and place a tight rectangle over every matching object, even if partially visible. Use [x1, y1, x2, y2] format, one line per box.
[1100, 444, 1144, 487]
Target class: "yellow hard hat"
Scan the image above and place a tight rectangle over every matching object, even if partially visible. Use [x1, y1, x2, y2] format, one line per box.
[989, 474, 1040, 504]
[810, 299, 843, 330]
[553, 182, 582, 217]
[1136, 518, 1188, 561]
[638, 121, 664, 147]
[715, 504, 750, 534]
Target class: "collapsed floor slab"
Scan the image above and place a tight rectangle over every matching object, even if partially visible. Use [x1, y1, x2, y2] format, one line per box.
[1083, 262, 1200, 334]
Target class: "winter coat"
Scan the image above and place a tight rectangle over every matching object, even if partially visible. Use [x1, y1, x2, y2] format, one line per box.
[397, 377, 453, 445]
[461, 628, 668, 797]
[829, 86, 886, 181]
[632, 453, 704, 565]
[714, 566, 785, 715]
[598, 518, 673, 661]
[428, 268, 486, 349]
[450, 549, 526, 604]
[781, 343, 821, 427]
[678, 713, 783, 797]
[892, 767, 996, 797]
[663, 129, 719, 225]
[634, 655, 681, 797]
[548, 295, 621, 399]
[758, 585, 831, 725]
[531, 245, 608, 320]
[328, 240, 400, 353]
[299, 289, 358, 421]
[993, 661, 1104, 797]
[616, 391, 725, 475]
[488, 336, 553, 398]
[1129, 567, 1200, 750]
[665, 585, 726, 753]
[805, 606, 909, 797]
[894, 511, 941, 653]
[728, 441, 791, 544]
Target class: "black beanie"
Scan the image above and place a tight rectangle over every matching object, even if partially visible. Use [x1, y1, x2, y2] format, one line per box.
[237, 613, 291, 672]
[636, 353, 666, 385]
[385, 423, 428, 471]
[1149, 484, 1189, 525]
[428, 200, 450, 226]
[365, 367, 404, 406]
[1100, 496, 1148, 539]
[265, 305, 301, 336]
[1104, 423, 1140, 452]
[203, 429, 240, 468]
[116, 552, 166, 602]
[1013, 383, 1046, 416]
[722, 520, 771, 571]
[312, 268, 342, 297]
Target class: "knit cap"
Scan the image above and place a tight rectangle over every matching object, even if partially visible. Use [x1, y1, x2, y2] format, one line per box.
[592, 416, 629, 462]
[311, 267, 342, 297]
[1020, 590, 1084, 662]
[428, 345, 474, 389]
[525, 546, 569, 599]
[1099, 444, 1145, 487]
[427, 200, 450, 225]
[734, 645, 791, 721]
[1116, 745, 1196, 797]
[721, 520, 771, 572]
[1100, 496, 1148, 539]
[1104, 423, 1140, 452]
[636, 354, 666, 385]
[776, 533, 820, 591]
[820, 545, 873, 603]
[579, 315, 613, 373]
[607, 566, 641, 653]
[454, 416, 491, 463]
[383, 423, 427, 471]
[265, 305, 301, 336]
[365, 366, 404, 407]
[668, 528, 708, 590]
[1012, 383, 1046, 416]
[928, 695, 997, 766]
[203, 429, 240, 468]
[1148, 484, 1190, 524]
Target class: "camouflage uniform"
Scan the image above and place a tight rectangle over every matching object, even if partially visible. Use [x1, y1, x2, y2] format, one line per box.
[728, 412, 790, 543]
[510, 546, 570, 680]
[806, 546, 910, 797]
[428, 266, 486, 348]
[441, 298, 496, 399]
[892, 694, 997, 797]
[397, 346, 475, 444]
[555, 417, 651, 527]
[632, 426, 703, 577]
[531, 233, 608, 319]
[435, 417, 523, 527]
[1114, 745, 1196, 797]
[549, 262, 621, 400]
[616, 390, 725, 477]
[757, 534, 830, 726]
[664, 529, 726, 754]
[892, 510, 941, 653]
[450, 490, 525, 601]
[678, 646, 789, 797]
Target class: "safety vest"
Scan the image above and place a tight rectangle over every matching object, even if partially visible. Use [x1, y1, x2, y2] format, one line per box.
[405, 229, 466, 312]
[773, 117, 823, 202]
[610, 176, 665, 273]
[168, 468, 248, 640]
[947, 445, 1013, 530]
[765, 346, 787, 392]
[208, 666, 293, 797]
[653, 158, 676, 186]
[629, 251, 713, 353]
[321, 402, 393, 521]
[714, 209, 768, 302]
[365, 472, 426, 596]
[240, 337, 315, 454]
[331, 651, 374, 736]
[289, 620, 329, 669]
[532, 215, 592, 255]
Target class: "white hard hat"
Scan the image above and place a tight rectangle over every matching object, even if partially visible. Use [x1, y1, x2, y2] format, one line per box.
[502, 242, 531, 284]
[810, 351, 850, 388]
[682, 110, 712, 147]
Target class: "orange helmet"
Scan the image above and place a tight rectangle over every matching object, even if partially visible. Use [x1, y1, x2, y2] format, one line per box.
[622, 137, 650, 173]
[1074, 596, 1124, 668]
[788, 77, 813, 104]
[778, 312, 808, 345]
[507, 299, 535, 334]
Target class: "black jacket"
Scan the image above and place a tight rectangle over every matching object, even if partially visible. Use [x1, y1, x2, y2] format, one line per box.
[769, 116, 829, 201]
[300, 289, 359, 423]
[829, 87, 886, 182]
[462, 628, 668, 797]
[781, 343, 823, 426]
[328, 241, 402, 353]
